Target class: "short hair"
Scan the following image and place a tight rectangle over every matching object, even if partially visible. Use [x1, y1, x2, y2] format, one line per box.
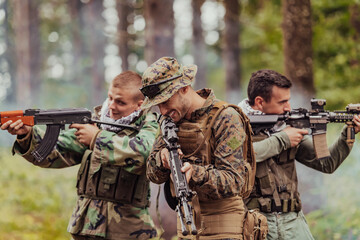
[247, 69, 292, 106]
[111, 71, 144, 102]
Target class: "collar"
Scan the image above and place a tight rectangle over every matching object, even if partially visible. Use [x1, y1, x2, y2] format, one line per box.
[186, 88, 216, 121]
[238, 98, 286, 134]
[238, 98, 264, 115]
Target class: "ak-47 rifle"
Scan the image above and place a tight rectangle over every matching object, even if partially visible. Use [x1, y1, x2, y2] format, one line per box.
[248, 99, 360, 160]
[160, 116, 197, 236]
[0, 108, 139, 162]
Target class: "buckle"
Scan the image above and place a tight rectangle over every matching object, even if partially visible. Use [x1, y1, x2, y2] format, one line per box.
[278, 184, 287, 192]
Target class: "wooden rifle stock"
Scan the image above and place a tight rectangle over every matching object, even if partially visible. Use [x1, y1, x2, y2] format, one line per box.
[1, 108, 139, 163]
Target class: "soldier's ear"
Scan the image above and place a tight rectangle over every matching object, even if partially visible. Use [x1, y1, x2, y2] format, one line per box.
[253, 96, 265, 111]
[179, 86, 189, 95]
[136, 99, 144, 110]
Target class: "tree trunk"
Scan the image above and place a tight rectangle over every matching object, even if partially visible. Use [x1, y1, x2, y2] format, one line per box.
[2, 0, 15, 103]
[86, 0, 106, 106]
[117, 0, 131, 71]
[192, 0, 207, 91]
[143, 3, 176, 236]
[68, 0, 86, 85]
[12, 0, 41, 107]
[223, 0, 241, 104]
[144, 0, 175, 64]
[282, 0, 314, 109]
[282, 0, 323, 214]
[350, 4, 360, 36]
[350, 4, 360, 67]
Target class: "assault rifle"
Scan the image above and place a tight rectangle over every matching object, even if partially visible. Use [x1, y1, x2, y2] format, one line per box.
[0, 108, 139, 162]
[160, 116, 197, 236]
[248, 99, 360, 160]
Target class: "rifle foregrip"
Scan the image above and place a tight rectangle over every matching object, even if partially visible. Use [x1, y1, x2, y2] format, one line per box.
[346, 123, 355, 146]
[32, 124, 62, 162]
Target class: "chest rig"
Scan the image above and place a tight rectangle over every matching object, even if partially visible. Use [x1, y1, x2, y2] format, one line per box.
[76, 129, 149, 208]
[246, 133, 302, 213]
[177, 100, 255, 199]
[173, 100, 255, 239]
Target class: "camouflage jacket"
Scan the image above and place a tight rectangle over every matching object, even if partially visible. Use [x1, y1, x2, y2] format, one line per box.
[239, 98, 353, 213]
[12, 108, 159, 240]
[147, 89, 247, 201]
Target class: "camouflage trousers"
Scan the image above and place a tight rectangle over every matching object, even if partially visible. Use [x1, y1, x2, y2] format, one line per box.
[180, 238, 240, 240]
[71, 234, 108, 240]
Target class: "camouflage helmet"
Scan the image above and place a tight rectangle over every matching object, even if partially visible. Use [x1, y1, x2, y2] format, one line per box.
[140, 56, 197, 109]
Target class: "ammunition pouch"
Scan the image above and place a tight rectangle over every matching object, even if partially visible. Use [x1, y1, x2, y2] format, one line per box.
[179, 196, 246, 239]
[246, 197, 301, 213]
[243, 209, 268, 240]
[76, 150, 149, 208]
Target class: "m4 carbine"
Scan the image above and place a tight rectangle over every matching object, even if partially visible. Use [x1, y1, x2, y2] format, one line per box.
[248, 99, 360, 160]
[160, 116, 197, 236]
[0, 108, 138, 162]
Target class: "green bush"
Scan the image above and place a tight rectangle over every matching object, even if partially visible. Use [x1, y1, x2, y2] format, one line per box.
[0, 148, 78, 240]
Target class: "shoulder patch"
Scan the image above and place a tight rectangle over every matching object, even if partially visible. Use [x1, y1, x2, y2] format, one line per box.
[227, 136, 241, 150]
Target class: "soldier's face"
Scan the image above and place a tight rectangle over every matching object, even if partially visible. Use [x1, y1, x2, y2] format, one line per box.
[261, 86, 291, 114]
[158, 90, 190, 123]
[107, 85, 143, 120]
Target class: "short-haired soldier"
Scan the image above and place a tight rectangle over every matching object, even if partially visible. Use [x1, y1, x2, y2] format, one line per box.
[238, 69, 360, 240]
[1, 71, 159, 240]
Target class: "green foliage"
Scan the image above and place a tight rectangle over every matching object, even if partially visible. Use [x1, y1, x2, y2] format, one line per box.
[207, 0, 284, 99]
[312, 0, 360, 109]
[39, 80, 93, 109]
[240, 1, 283, 91]
[239, 0, 360, 110]
[0, 148, 78, 240]
[305, 125, 360, 239]
[207, 55, 226, 100]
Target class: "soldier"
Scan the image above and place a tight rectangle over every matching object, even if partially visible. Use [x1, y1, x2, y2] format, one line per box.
[238, 69, 360, 240]
[1, 71, 158, 240]
[140, 56, 254, 239]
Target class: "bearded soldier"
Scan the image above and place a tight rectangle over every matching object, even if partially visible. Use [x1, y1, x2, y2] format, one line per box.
[140, 57, 255, 239]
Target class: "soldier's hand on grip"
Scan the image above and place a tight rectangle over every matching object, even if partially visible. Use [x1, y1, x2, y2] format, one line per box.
[283, 126, 308, 147]
[70, 123, 99, 146]
[353, 115, 360, 134]
[181, 162, 193, 184]
[161, 147, 184, 169]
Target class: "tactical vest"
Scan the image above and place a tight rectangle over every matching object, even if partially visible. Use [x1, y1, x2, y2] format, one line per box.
[76, 148, 149, 208]
[246, 134, 302, 213]
[178, 100, 255, 199]
[174, 100, 255, 238]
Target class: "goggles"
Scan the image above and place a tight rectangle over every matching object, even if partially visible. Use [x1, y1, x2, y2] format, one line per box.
[140, 74, 183, 99]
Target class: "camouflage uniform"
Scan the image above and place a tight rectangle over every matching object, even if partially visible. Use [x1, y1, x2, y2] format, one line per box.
[238, 98, 354, 240]
[146, 89, 247, 200]
[12, 108, 158, 240]
[141, 57, 249, 239]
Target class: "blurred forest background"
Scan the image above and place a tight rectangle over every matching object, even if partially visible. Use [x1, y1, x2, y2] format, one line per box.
[0, 0, 360, 239]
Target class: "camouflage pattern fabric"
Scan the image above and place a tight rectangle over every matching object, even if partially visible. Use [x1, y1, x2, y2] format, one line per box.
[146, 89, 247, 201]
[141, 56, 197, 109]
[12, 108, 159, 240]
